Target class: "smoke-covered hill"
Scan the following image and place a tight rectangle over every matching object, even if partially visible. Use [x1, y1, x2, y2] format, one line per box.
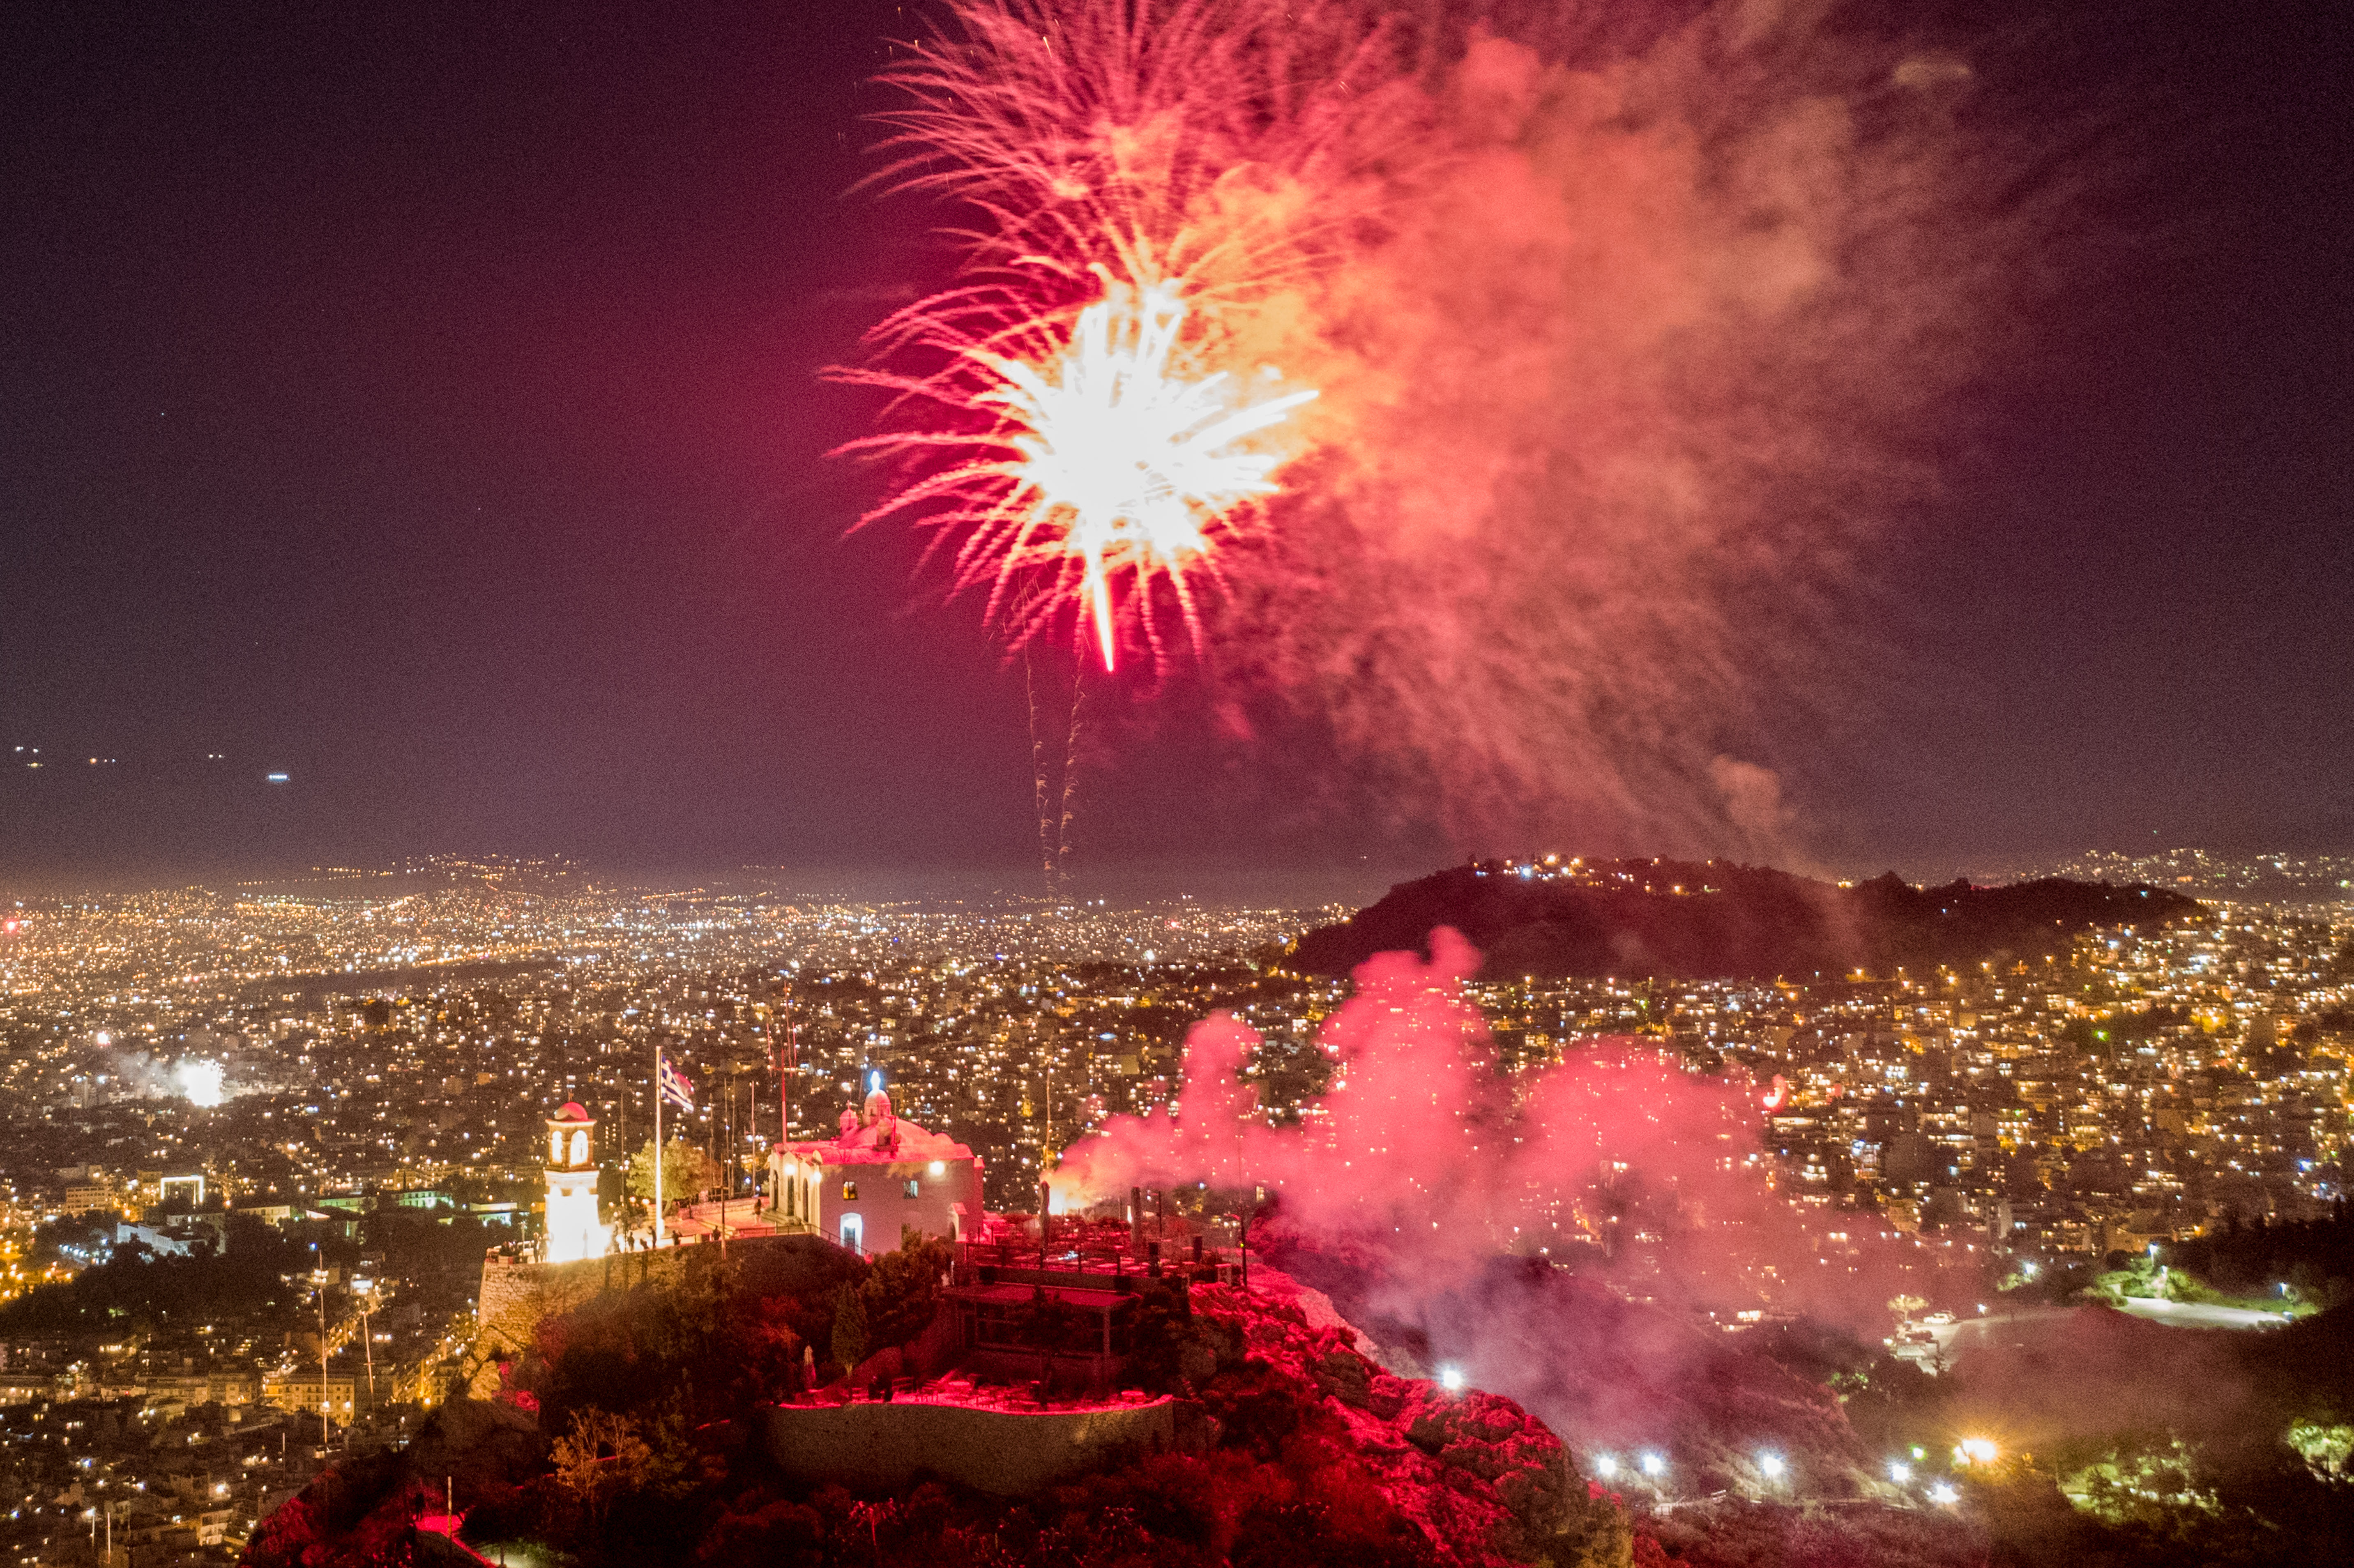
[1285, 861, 2200, 981]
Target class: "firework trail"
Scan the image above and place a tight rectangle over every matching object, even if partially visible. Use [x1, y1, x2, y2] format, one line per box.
[1024, 646, 1058, 885]
[1055, 659, 1085, 874]
[840, 0, 2060, 847]
[1023, 643, 1087, 893]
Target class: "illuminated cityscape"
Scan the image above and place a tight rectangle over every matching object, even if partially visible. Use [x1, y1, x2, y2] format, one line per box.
[0, 853, 2345, 1558]
[2, 0, 2345, 1561]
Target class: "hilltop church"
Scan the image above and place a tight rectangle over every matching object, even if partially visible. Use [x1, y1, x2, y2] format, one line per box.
[766, 1088, 984, 1255]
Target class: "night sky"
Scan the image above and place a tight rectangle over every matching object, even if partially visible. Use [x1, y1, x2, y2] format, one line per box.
[1, 1, 2347, 896]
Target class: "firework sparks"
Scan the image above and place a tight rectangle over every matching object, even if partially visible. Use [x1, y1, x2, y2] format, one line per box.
[851, 267, 1315, 669]
[977, 274, 1316, 669]
[832, 0, 1376, 671]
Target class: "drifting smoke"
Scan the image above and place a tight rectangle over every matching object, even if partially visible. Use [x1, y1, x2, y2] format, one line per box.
[100, 1048, 246, 1105]
[1058, 929, 1774, 1262]
[1054, 929, 1917, 1293]
[861, 0, 2070, 846]
[1224, 0, 2054, 849]
[1055, 931, 1976, 1454]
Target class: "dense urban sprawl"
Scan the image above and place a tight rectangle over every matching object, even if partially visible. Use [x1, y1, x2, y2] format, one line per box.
[0, 853, 2347, 1562]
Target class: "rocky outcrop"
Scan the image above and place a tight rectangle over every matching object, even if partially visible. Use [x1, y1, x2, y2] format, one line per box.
[1189, 1281, 1631, 1568]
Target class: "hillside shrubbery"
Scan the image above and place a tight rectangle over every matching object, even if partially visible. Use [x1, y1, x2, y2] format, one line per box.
[243, 1241, 1630, 1568]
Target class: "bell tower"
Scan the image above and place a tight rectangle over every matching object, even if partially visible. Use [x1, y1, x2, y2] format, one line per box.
[543, 1101, 605, 1263]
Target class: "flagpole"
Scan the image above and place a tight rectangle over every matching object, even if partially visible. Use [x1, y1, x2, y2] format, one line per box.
[653, 1038, 665, 1248]
[781, 993, 796, 1228]
[781, 988, 795, 1151]
[758, 998, 790, 1216]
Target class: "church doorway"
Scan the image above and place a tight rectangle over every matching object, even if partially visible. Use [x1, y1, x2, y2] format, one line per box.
[839, 1213, 863, 1253]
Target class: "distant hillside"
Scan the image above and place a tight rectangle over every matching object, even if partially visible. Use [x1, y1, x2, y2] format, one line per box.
[1285, 859, 2202, 980]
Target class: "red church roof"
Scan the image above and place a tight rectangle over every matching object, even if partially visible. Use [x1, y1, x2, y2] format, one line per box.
[551, 1101, 592, 1122]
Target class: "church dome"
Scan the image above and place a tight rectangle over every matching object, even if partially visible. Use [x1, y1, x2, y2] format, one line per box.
[551, 1101, 592, 1123]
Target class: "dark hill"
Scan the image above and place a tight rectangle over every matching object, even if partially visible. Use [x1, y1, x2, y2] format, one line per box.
[1286, 859, 2201, 981]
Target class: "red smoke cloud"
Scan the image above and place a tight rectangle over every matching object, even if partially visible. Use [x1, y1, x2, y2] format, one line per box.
[1056, 929, 1991, 1465]
[1058, 929, 1978, 1323]
[1211, 2, 2059, 849]
[1059, 929, 1788, 1280]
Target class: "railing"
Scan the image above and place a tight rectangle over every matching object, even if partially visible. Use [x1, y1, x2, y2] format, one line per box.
[953, 1230, 1238, 1289]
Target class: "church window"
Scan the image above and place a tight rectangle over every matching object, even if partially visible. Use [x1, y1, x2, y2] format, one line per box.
[568, 1131, 587, 1166]
[903, 1179, 920, 1198]
[842, 1181, 858, 1200]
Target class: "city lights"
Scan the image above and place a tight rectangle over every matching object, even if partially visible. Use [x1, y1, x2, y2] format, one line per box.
[0, 848, 2342, 1562]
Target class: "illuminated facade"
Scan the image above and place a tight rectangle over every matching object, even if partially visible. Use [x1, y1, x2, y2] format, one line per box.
[767, 1089, 983, 1256]
[542, 1100, 607, 1263]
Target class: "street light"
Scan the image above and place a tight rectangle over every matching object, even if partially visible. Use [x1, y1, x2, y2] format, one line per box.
[354, 1280, 375, 1406]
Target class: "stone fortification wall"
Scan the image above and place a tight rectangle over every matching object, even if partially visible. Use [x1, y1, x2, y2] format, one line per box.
[471, 1233, 845, 1393]
[473, 1249, 679, 1365]
[763, 1397, 1181, 1494]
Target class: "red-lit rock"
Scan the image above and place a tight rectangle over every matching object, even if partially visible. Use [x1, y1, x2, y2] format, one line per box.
[1187, 1283, 1631, 1567]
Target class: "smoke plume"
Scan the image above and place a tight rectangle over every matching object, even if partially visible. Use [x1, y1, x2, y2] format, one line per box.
[1221, 0, 2057, 847]
[861, 0, 2072, 849]
[1058, 928, 1942, 1303]
[1052, 929, 2005, 1463]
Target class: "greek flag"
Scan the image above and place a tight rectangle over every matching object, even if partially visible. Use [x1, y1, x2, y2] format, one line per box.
[657, 1052, 696, 1111]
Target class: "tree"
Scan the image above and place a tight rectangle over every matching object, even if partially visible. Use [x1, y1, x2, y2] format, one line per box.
[1887, 1294, 1926, 1325]
[829, 1282, 870, 1376]
[550, 1407, 649, 1526]
[626, 1139, 720, 1206]
[860, 1234, 954, 1349]
[1124, 1276, 1196, 1392]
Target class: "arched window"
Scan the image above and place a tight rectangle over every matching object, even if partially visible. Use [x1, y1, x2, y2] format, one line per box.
[568, 1130, 587, 1166]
